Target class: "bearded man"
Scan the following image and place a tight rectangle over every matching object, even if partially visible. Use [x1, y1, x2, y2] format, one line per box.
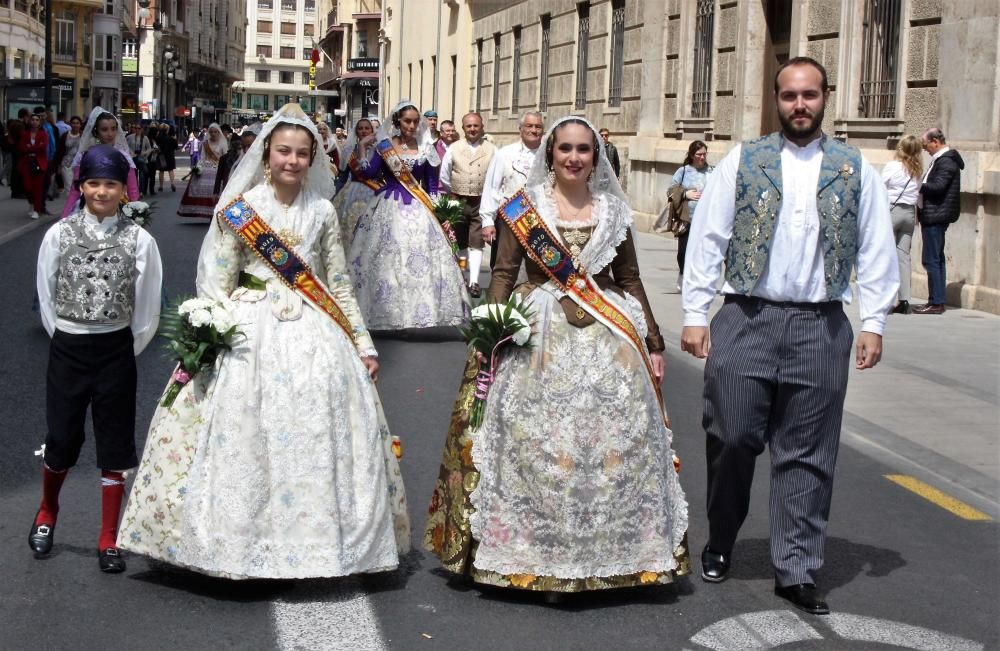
[680, 57, 898, 616]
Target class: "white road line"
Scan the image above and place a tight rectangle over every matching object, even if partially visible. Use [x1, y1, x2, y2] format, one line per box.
[688, 610, 986, 651]
[824, 613, 984, 651]
[271, 579, 387, 651]
[689, 609, 822, 650]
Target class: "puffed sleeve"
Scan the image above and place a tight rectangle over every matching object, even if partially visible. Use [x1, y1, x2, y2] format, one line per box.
[486, 219, 523, 303]
[356, 148, 385, 181]
[422, 158, 440, 196]
[61, 166, 81, 218]
[195, 215, 245, 304]
[319, 200, 377, 357]
[36, 223, 62, 338]
[610, 231, 665, 353]
[131, 229, 163, 355]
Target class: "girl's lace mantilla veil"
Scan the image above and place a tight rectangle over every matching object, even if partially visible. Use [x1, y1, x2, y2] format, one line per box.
[72, 106, 136, 170]
[525, 115, 627, 205]
[374, 99, 441, 167]
[217, 103, 336, 210]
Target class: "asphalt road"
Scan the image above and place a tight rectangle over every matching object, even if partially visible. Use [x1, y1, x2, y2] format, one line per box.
[1, 170, 996, 650]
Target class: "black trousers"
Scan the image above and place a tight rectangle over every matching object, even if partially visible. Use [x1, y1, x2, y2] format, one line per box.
[45, 328, 138, 471]
[676, 230, 690, 275]
[703, 295, 852, 586]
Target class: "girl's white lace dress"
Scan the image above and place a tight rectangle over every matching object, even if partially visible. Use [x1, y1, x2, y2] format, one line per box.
[118, 184, 410, 579]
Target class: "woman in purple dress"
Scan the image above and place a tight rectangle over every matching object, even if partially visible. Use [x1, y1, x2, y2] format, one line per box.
[347, 101, 468, 330]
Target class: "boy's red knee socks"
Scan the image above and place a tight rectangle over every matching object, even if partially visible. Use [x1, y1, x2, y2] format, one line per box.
[99, 471, 126, 550]
[35, 465, 68, 526]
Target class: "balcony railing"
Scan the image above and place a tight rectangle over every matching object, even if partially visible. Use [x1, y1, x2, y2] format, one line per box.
[55, 39, 77, 62]
[316, 59, 341, 86]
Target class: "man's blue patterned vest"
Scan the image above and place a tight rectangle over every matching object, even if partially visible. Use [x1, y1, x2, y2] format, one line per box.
[55, 212, 140, 326]
[726, 132, 862, 298]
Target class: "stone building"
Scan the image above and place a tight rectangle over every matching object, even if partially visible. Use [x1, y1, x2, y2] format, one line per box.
[0, 0, 46, 118]
[383, 0, 1000, 313]
[231, 0, 320, 122]
[314, 0, 383, 128]
[127, 0, 246, 127]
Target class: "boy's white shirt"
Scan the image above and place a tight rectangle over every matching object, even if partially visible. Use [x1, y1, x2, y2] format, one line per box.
[37, 208, 163, 355]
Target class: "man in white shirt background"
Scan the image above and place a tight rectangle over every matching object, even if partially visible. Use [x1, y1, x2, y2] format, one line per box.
[478, 110, 544, 269]
[439, 112, 497, 297]
[680, 56, 898, 616]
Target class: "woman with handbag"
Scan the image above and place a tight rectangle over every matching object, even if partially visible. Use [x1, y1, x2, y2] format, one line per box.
[126, 122, 154, 197]
[424, 117, 689, 599]
[16, 112, 49, 220]
[668, 140, 712, 292]
[881, 135, 922, 315]
[156, 123, 178, 192]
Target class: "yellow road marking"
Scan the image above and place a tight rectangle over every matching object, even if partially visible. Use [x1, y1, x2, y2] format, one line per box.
[884, 475, 993, 521]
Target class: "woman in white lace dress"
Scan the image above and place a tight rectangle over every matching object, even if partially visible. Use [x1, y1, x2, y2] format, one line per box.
[424, 117, 689, 595]
[332, 118, 380, 251]
[347, 101, 468, 330]
[118, 104, 410, 579]
[177, 123, 227, 219]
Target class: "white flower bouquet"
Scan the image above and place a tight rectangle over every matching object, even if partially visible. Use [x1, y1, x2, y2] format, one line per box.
[121, 200, 152, 228]
[157, 297, 243, 407]
[458, 294, 534, 430]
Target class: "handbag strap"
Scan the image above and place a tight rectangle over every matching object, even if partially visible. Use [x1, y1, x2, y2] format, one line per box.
[890, 175, 912, 210]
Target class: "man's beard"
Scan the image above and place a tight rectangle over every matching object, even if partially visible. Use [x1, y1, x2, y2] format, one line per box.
[778, 104, 825, 141]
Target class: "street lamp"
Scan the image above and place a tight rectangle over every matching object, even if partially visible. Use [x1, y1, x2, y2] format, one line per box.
[162, 44, 179, 120]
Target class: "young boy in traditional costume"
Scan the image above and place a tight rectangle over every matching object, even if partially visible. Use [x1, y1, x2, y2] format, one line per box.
[31, 144, 163, 572]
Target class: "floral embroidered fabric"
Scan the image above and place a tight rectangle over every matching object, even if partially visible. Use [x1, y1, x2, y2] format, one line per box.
[118, 185, 409, 579]
[424, 191, 689, 592]
[348, 175, 469, 330]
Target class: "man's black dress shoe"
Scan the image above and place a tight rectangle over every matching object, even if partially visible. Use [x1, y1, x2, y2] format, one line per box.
[891, 300, 910, 314]
[28, 521, 55, 555]
[701, 545, 730, 583]
[774, 583, 830, 615]
[98, 548, 127, 573]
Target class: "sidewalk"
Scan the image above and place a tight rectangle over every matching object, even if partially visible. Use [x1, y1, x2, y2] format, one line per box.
[0, 157, 194, 246]
[0, 184, 65, 246]
[632, 230, 1000, 515]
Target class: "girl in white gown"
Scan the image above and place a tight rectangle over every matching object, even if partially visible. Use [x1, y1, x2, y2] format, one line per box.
[348, 101, 468, 330]
[332, 118, 380, 252]
[118, 104, 410, 579]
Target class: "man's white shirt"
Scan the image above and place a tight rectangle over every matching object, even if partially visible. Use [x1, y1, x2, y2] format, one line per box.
[682, 136, 899, 335]
[478, 141, 539, 228]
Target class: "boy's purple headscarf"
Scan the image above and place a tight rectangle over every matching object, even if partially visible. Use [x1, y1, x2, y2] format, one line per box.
[78, 144, 130, 187]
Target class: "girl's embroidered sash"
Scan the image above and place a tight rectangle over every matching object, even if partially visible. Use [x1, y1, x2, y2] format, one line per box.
[217, 195, 359, 350]
[374, 139, 456, 248]
[499, 189, 668, 425]
[348, 148, 383, 191]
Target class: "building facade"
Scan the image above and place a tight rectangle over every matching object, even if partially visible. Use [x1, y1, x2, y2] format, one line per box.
[1, 0, 49, 118]
[384, 0, 1000, 314]
[314, 0, 381, 128]
[50, 1, 103, 118]
[125, 0, 245, 128]
[232, 0, 319, 123]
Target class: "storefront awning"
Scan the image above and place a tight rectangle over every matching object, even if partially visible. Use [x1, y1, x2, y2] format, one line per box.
[339, 71, 379, 81]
